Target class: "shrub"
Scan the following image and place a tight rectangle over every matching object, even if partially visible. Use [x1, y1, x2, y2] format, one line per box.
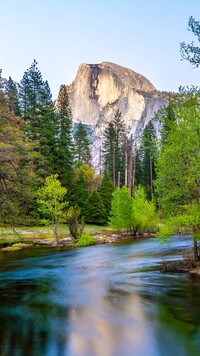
[76, 233, 95, 247]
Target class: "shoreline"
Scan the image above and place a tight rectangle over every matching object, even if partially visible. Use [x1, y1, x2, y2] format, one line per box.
[1, 231, 200, 276]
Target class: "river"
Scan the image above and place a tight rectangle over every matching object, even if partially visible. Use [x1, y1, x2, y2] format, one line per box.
[0, 236, 200, 356]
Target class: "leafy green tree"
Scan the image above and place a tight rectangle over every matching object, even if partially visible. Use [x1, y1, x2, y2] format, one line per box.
[131, 185, 158, 234]
[55, 85, 74, 190]
[109, 186, 133, 230]
[74, 122, 91, 166]
[109, 185, 157, 233]
[98, 170, 114, 219]
[74, 164, 101, 193]
[70, 164, 101, 210]
[82, 190, 107, 225]
[37, 174, 68, 243]
[103, 110, 126, 186]
[156, 92, 200, 260]
[180, 16, 200, 67]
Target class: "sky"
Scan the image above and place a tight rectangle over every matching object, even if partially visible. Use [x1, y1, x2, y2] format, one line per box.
[1, 0, 200, 99]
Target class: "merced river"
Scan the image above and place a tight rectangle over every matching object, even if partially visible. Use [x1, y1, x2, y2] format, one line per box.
[0, 236, 200, 356]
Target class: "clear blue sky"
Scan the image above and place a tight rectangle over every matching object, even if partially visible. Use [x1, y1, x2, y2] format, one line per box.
[1, 0, 200, 98]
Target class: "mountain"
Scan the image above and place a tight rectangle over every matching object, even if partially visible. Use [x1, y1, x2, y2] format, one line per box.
[66, 61, 167, 169]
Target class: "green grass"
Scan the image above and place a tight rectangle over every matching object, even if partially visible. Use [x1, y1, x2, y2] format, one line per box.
[0, 224, 112, 244]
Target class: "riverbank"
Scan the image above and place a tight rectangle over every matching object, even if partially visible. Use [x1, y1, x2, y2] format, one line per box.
[1, 226, 200, 276]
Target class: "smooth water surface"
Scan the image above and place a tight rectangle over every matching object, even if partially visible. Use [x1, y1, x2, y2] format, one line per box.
[0, 236, 200, 356]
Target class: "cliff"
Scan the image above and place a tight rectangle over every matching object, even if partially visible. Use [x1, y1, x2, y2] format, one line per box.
[66, 62, 167, 168]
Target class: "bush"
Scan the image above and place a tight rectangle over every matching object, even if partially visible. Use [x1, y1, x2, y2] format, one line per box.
[76, 233, 95, 247]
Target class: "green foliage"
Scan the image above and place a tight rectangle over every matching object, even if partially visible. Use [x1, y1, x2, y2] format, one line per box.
[138, 121, 158, 200]
[19, 59, 52, 116]
[37, 174, 68, 242]
[109, 186, 133, 230]
[55, 85, 74, 190]
[4, 76, 20, 116]
[103, 110, 126, 186]
[19, 60, 57, 178]
[180, 17, 200, 67]
[156, 91, 200, 259]
[83, 190, 107, 225]
[76, 232, 95, 246]
[131, 185, 158, 234]
[109, 185, 158, 233]
[156, 93, 200, 217]
[74, 122, 91, 166]
[0, 105, 37, 226]
[98, 170, 114, 218]
[71, 172, 89, 210]
[74, 164, 101, 193]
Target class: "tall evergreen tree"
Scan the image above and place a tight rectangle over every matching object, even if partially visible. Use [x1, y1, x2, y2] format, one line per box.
[19, 60, 56, 178]
[103, 110, 126, 186]
[4, 77, 20, 116]
[98, 170, 114, 219]
[0, 69, 6, 106]
[71, 173, 89, 211]
[82, 190, 107, 225]
[55, 85, 74, 190]
[74, 122, 91, 167]
[19, 59, 52, 117]
[139, 121, 158, 200]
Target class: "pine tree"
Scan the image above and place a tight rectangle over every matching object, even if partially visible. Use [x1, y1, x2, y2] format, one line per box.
[0, 69, 6, 106]
[74, 122, 91, 166]
[82, 190, 107, 225]
[71, 173, 89, 211]
[55, 85, 74, 190]
[19, 60, 57, 178]
[4, 77, 20, 116]
[98, 170, 114, 219]
[103, 111, 126, 186]
[103, 110, 126, 187]
[19, 59, 52, 117]
[139, 121, 158, 200]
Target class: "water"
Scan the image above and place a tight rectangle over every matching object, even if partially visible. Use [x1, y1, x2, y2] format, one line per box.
[0, 236, 200, 356]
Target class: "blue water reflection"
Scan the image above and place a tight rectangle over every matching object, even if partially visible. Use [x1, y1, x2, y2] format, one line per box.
[0, 236, 200, 355]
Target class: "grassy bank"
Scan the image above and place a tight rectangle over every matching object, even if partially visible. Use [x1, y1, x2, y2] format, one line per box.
[0, 224, 114, 250]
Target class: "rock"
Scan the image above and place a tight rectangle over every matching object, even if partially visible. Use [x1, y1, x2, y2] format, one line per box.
[64, 61, 167, 168]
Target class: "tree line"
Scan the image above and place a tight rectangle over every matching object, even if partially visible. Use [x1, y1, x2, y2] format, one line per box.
[0, 15, 200, 259]
[0, 59, 159, 231]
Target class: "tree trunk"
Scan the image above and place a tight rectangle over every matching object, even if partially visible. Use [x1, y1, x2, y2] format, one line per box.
[118, 171, 121, 188]
[129, 135, 133, 195]
[132, 144, 136, 197]
[193, 238, 199, 262]
[113, 149, 115, 187]
[52, 222, 59, 244]
[125, 137, 128, 187]
[150, 155, 153, 200]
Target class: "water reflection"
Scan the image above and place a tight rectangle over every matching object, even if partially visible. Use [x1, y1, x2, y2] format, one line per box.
[0, 238, 200, 355]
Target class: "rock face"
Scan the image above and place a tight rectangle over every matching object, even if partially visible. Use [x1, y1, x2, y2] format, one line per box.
[67, 61, 167, 169]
